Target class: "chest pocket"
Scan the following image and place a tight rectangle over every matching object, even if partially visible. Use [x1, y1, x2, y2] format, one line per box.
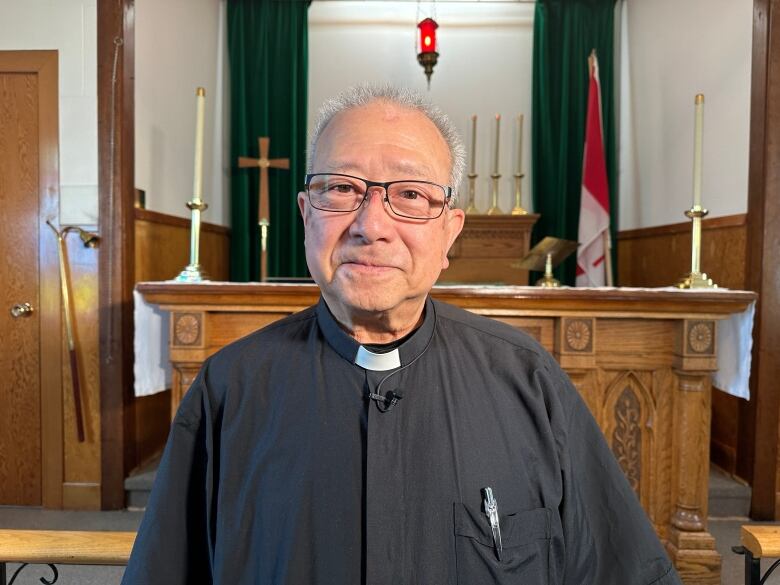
[453, 503, 551, 585]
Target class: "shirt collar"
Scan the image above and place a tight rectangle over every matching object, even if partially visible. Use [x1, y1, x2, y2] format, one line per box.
[315, 297, 436, 371]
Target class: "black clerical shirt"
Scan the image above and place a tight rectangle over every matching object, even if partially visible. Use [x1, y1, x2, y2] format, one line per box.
[122, 297, 681, 585]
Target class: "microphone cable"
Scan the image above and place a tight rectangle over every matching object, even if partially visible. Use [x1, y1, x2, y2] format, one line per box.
[367, 301, 438, 413]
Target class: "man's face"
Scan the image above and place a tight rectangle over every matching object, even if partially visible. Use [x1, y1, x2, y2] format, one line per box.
[298, 101, 464, 326]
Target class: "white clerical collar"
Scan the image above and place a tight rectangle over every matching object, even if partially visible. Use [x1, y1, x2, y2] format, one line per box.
[355, 346, 401, 371]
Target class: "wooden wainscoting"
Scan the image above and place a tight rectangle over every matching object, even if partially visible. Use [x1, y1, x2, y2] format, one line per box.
[617, 213, 750, 480]
[130, 208, 230, 469]
[134, 208, 230, 282]
[617, 214, 746, 289]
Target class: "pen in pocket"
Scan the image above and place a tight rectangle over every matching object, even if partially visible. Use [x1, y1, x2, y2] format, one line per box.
[481, 487, 503, 561]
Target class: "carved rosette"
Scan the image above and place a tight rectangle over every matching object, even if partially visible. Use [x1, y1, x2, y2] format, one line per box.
[612, 387, 642, 496]
[563, 318, 593, 352]
[686, 320, 715, 355]
[173, 313, 202, 346]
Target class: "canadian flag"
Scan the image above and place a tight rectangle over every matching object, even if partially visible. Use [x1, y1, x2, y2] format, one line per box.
[576, 51, 612, 287]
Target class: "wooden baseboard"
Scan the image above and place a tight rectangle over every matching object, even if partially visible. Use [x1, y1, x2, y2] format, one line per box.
[62, 482, 101, 510]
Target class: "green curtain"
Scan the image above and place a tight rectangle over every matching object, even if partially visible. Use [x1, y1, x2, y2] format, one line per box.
[228, 0, 309, 280]
[531, 0, 617, 285]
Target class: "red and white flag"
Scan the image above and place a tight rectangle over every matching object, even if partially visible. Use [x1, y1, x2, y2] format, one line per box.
[576, 51, 611, 287]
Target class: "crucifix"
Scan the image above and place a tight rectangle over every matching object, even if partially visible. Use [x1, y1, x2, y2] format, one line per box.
[238, 137, 289, 281]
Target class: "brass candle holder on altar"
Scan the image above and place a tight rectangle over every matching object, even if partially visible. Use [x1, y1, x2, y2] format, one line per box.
[487, 173, 503, 215]
[175, 199, 210, 282]
[465, 172, 480, 214]
[511, 172, 528, 215]
[676, 205, 716, 289]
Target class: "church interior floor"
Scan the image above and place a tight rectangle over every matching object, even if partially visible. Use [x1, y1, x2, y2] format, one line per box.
[0, 468, 772, 584]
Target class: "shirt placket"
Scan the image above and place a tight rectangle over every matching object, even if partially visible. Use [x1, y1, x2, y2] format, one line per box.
[364, 369, 406, 585]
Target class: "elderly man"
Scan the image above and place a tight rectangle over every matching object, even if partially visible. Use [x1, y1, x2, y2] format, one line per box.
[123, 85, 680, 585]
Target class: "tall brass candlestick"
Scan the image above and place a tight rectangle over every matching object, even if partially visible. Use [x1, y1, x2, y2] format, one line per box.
[176, 87, 210, 282]
[676, 94, 716, 289]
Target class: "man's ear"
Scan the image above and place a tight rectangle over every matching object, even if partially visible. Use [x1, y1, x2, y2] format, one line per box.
[441, 207, 465, 269]
[297, 192, 308, 225]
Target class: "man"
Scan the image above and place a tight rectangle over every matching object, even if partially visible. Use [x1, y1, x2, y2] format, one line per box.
[123, 85, 681, 584]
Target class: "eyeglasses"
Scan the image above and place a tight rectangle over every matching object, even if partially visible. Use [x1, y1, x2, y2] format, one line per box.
[304, 173, 453, 220]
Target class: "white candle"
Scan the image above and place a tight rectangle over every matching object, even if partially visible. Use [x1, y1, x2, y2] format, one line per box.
[469, 115, 477, 175]
[516, 114, 524, 175]
[193, 87, 206, 203]
[692, 94, 704, 208]
[493, 114, 501, 175]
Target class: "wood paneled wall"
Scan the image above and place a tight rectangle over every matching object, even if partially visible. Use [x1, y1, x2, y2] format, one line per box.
[129, 209, 230, 470]
[617, 213, 750, 480]
[617, 214, 746, 289]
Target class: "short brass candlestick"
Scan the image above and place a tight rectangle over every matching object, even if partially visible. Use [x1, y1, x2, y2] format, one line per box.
[536, 253, 561, 287]
[465, 173, 480, 214]
[175, 199, 210, 282]
[511, 172, 528, 215]
[487, 173, 503, 215]
[676, 206, 717, 289]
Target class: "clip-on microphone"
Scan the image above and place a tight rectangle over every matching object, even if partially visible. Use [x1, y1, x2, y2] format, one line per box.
[368, 390, 403, 412]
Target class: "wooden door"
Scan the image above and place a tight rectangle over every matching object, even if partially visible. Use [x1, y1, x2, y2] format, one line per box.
[0, 51, 62, 507]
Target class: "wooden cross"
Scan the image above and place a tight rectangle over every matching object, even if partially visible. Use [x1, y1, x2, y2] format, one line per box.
[238, 137, 289, 281]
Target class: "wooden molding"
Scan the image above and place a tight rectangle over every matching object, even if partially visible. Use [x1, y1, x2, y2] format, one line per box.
[746, 0, 780, 520]
[98, 0, 135, 510]
[134, 208, 230, 236]
[617, 214, 746, 241]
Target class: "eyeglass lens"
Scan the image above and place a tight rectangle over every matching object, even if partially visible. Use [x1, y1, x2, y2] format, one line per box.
[307, 174, 446, 219]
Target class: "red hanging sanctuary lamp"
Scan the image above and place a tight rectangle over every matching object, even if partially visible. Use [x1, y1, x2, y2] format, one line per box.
[417, 17, 439, 87]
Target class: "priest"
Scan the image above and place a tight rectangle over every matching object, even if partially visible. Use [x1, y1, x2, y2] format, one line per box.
[123, 84, 681, 585]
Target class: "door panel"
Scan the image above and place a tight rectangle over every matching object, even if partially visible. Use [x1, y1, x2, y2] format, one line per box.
[0, 70, 42, 505]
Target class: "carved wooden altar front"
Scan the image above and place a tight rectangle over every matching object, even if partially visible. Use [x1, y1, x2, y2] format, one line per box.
[136, 282, 755, 585]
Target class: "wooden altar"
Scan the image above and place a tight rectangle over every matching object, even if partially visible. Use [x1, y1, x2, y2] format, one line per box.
[136, 282, 756, 585]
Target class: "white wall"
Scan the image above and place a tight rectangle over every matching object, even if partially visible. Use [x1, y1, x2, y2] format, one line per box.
[309, 1, 534, 213]
[135, 0, 230, 226]
[620, 0, 753, 230]
[0, 0, 98, 226]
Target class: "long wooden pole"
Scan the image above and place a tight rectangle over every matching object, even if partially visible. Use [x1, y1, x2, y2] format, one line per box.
[46, 221, 86, 443]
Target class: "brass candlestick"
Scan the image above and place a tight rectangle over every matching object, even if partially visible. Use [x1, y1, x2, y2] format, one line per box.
[676, 206, 717, 288]
[175, 199, 210, 282]
[536, 253, 561, 288]
[487, 173, 503, 215]
[465, 173, 480, 214]
[511, 172, 528, 215]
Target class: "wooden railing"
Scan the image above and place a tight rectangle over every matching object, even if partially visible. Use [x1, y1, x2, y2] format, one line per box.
[0, 530, 135, 584]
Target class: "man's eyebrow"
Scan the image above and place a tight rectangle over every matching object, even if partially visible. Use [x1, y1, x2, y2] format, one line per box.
[322, 160, 435, 179]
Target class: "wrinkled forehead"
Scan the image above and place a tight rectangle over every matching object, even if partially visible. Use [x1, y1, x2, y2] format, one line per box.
[313, 101, 452, 176]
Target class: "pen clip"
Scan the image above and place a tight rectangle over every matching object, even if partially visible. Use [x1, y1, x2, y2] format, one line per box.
[481, 487, 503, 561]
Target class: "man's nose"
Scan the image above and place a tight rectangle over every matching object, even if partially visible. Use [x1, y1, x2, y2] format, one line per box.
[348, 187, 395, 241]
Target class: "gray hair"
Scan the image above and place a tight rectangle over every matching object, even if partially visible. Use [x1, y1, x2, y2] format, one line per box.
[308, 84, 466, 201]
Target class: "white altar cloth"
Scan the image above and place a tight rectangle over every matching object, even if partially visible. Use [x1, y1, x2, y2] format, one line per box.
[133, 284, 755, 400]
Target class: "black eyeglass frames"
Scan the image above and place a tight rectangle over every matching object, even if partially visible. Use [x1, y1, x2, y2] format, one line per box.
[304, 173, 453, 220]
